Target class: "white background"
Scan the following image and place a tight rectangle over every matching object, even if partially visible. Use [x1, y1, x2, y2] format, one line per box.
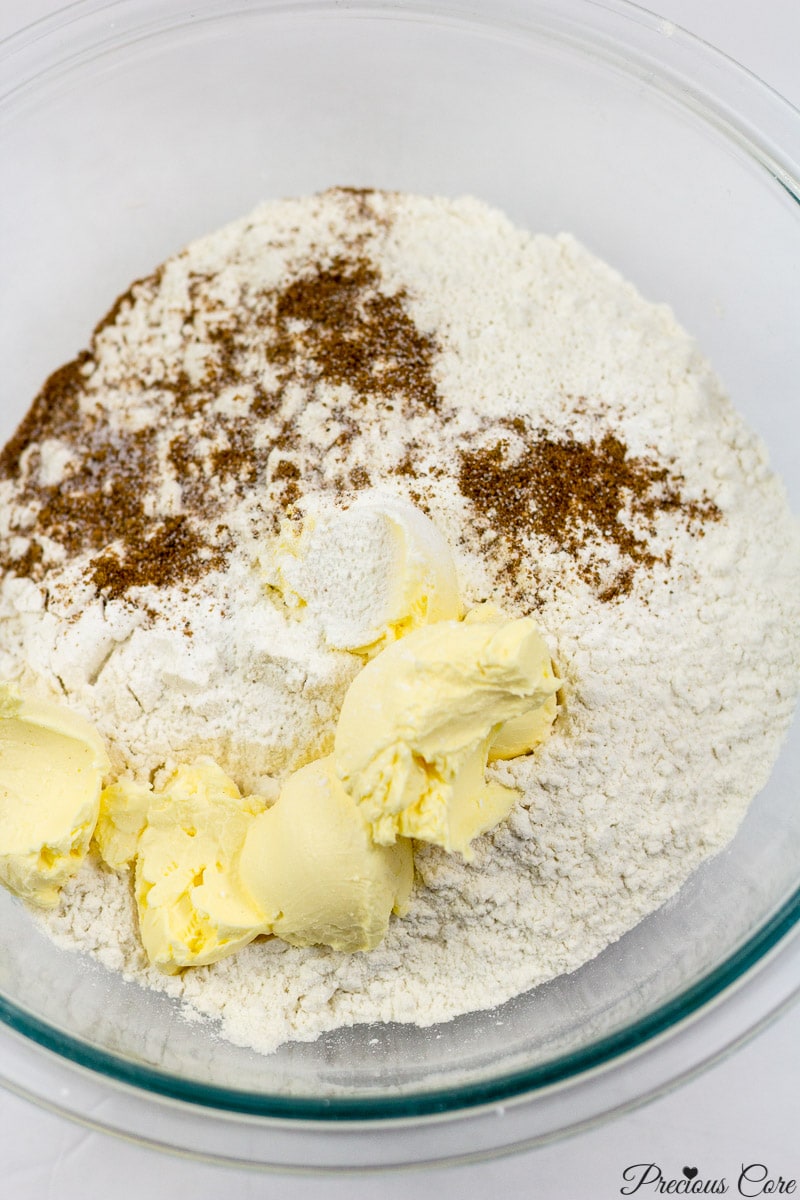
[1, 1, 799, 1196]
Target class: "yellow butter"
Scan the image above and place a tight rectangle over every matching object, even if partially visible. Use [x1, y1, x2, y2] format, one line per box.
[135, 759, 269, 973]
[462, 606, 561, 761]
[0, 685, 110, 906]
[239, 756, 413, 953]
[334, 617, 559, 856]
[94, 779, 153, 869]
[487, 692, 559, 761]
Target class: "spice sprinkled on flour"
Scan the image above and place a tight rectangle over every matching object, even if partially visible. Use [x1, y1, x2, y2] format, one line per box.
[458, 423, 721, 601]
[0, 220, 440, 598]
[269, 256, 441, 412]
[0, 188, 798, 1057]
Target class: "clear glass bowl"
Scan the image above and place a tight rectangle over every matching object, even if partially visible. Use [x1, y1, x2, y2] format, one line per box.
[0, 0, 798, 1171]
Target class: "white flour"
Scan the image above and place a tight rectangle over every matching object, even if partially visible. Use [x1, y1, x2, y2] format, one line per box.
[1, 189, 798, 1054]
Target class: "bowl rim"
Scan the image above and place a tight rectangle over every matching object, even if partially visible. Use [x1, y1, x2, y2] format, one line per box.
[0, 0, 798, 1129]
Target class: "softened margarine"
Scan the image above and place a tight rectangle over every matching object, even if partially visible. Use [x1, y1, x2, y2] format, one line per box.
[0, 685, 110, 906]
[95, 778, 153, 870]
[134, 759, 269, 973]
[334, 616, 560, 855]
[239, 756, 413, 953]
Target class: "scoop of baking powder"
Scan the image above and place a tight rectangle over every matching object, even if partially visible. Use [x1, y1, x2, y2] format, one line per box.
[266, 492, 462, 655]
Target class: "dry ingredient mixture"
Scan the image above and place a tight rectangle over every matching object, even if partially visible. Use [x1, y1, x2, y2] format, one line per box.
[1, 188, 799, 1053]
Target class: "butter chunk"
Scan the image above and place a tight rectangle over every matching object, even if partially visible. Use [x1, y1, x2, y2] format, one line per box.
[0, 685, 110, 906]
[135, 759, 269, 973]
[267, 492, 462, 656]
[462, 606, 560, 762]
[488, 692, 559, 761]
[334, 617, 559, 856]
[94, 779, 153, 869]
[239, 756, 413, 953]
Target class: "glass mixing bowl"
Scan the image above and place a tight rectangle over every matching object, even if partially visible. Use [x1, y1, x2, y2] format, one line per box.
[0, 0, 798, 1171]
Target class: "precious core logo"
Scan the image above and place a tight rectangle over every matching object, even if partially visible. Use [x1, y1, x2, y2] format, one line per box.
[619, 1164, 797, 1196]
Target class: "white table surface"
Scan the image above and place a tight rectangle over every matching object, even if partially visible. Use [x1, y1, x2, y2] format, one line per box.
[1, 1, 799, 1196]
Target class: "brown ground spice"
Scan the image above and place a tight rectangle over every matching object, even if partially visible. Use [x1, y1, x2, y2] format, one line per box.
[458, 424, 721, 600]
[0, 190, 718, 610]
[90, 517, 224, 597]
[0, 191, 441, 598]
[0, 353, 91, 482]
[267, 255, 440, 412]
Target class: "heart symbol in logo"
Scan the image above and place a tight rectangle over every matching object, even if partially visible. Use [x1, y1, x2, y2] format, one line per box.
[683, 1167, 699, 1180]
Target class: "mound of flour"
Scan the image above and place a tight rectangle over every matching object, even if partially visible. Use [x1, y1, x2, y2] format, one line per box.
[1, 188, 798, 1053]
